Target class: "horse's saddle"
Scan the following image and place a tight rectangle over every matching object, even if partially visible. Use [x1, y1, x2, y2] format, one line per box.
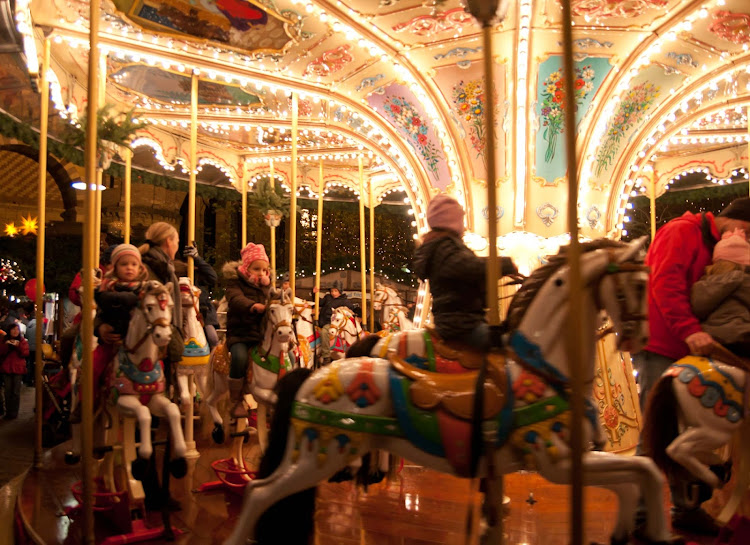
[389, 351, 507, 421]
[426, 326, 485, 370]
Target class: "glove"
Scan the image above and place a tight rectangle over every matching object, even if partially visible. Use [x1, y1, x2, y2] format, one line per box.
[183, 245, 199, 259]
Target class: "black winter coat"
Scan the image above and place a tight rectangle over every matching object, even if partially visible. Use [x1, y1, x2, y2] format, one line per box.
[223, 261, 266, 348]
[94, 285, 140, 341]
[412, 230, 517, 340]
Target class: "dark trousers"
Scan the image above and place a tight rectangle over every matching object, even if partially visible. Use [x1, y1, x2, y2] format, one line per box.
[25, 351, 36, 386]
[3, 373, 22, 419]
[229, 342, 251, 379]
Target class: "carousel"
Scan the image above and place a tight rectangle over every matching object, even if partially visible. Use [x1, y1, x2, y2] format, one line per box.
[1, 0, 749, 543]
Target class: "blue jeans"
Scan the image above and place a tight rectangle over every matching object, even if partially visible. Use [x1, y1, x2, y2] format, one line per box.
[632, 349, 702, 513]
[229, 342, 251, 379]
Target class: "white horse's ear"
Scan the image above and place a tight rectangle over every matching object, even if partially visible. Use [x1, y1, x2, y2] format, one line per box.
[617, 236, 648, 263]
[164, 281, 173, 293]
[283, 287, 293, 304]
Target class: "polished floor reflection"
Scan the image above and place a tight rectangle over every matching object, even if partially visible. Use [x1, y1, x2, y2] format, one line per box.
[16, 421, 725, 545]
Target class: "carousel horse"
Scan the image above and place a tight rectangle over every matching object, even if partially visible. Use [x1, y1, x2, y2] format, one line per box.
[109, 280, 188, 481]
[329, 306, 365, 360]
[224, 238, 679, 545]
[642, 343, 750, 515]
[176, 277, 210, 406]
[204, 293, 296, 453]
[373, 283, 413, 333]
[291, 297, 318, 369]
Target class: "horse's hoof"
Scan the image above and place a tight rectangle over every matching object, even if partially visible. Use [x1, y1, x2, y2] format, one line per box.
[211, 424, 225, 444]
[131, 457, 149, 481]
[170, 457, 188, 479]
[64, 451, 80, 465]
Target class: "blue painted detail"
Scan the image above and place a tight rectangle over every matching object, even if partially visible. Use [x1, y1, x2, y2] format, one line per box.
[356, 74, 385, 92]
[673, 363, 744, 423]
[405, 353, 430, 370]
[524, 430, 539, 444]
[494, 366, 515, 447]
[433, 46, 482, 61]
[335, 434, 350, 449]
[117, 349, 162, 384]
[509, 331, 569, 394]
[710, 360, 745, 392]
[304, 428, 319, 442]
[700, 386, 721, 409]
[551, 421, 564, 432]
[354, 395, 369, 408]
[677, 367, 697, 383]
[388, 367, 444, 457]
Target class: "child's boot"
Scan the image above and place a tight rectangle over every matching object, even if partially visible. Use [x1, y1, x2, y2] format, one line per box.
[228, 378, 248, 418]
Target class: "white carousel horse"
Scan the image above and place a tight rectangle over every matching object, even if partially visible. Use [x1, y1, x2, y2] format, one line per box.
[224, 238, 678, 545]
[109, 280, 188, 481]
[642, 344, 750, 521]
[204, 294, 296, 453]
[373, 283, 413, 333]
[291, 297, 318, 369]
[329, 306, 365, 360]
[176, 277, 210, 406]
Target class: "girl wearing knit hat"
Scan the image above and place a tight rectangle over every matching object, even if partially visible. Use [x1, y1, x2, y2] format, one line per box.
[412, 194, 517, 350]
[222, 242, 271, 417]
[690, 228, 750, 357]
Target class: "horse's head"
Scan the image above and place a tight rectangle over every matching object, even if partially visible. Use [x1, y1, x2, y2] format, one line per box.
[178, 277, 199, 307]
[373, 283, 387, 311]
[262, 298, 295, 350]
[139, 280, 174, 348]
[592, 237, 649, 353]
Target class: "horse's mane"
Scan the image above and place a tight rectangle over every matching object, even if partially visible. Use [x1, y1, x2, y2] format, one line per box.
[141, 280, 170, 302]
[505, 239, 627, 331]
[260, 298, 286, 331]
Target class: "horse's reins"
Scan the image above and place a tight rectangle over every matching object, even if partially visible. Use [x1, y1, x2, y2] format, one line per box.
[123, 306, 172, 355]
[593, 250, 649, 340]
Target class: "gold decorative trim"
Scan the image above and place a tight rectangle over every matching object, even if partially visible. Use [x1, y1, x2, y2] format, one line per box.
[532, 174, 566, 187]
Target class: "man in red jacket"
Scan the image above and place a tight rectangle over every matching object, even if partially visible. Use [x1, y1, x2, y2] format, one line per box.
[635, 197, 750, 535]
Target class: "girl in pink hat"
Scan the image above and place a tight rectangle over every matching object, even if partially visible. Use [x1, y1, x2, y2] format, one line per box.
[691, 228, 750, 357]
[222, 242, 271, 417]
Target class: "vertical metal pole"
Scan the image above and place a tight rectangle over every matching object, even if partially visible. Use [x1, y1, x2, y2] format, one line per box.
[315, 159, 324, 321]
[124, 148, 131, 244]
[94, 51, 106, 262]
[33, 38, 50, 468]
[241, 159, 247, 248]
[358, 156, 367, 328]
[649, 173, 656, 241]
[270, 159, 276, 282]
[290, 94, 298, 301]
[561, 1, 584, 543]
[188, 71, 198, 284]
[81, 2, 101, 540]
[369, 177, 375, 330]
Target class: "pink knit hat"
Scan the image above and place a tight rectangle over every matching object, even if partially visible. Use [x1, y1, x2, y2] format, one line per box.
[110, 244, 142, 268]
[426, 194, 465, 235]
[238, 243, 269, 279]
[713, 228, 750, 266]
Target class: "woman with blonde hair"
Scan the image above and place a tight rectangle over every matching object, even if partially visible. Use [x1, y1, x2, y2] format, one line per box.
[138, 222, 183, 364]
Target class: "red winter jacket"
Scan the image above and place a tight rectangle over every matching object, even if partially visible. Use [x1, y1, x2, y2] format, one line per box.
[644, 211, 719, 360]
[0, 336, 30, 374]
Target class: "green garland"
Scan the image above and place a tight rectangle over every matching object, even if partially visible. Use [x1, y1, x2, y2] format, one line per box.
[0, 110, 240, 201]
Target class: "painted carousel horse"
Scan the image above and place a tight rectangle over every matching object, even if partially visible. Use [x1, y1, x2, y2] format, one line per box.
[329, 306, 365, 360]
[224, 238, 679, 545]
[373, 283, 413, 333]
[204, 293, 296, 453]
[291, 297, 319, 369]
[642, 343, 750, 522]
[176, 277, 210, 406]
[109, 280, 188, 481]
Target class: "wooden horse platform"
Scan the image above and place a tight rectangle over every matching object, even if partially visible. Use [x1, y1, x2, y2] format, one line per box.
[14, 421, 730, 544]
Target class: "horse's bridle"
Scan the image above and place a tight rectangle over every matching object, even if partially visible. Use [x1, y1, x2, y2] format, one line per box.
[331, 311, 359, 340]
[259, 303, 296, 360]
[124, 302, 172, 355]
[594, 250, 649, 341]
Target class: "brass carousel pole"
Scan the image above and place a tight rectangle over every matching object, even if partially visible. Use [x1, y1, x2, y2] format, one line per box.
[649, 172, 656, 241]
[358, 155, 367, 329]
[94, 52, 106, 262]
[561, 0, 585, 542]
[124, 148, 132, 244]
[315, 159, 324, 321]
[368, 176, 375, 330]
[184, 70, 198, 456]
[81, 0, 101, 540]
[269, 159, 276, 282]
[34, 37, 50, 468]
[241, 159, 247, 247]
[290, 93, 298, 300]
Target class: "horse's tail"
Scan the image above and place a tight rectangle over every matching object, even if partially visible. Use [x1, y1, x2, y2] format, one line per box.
[640, 375, 680, 474]
[255, 368, 315, 545]
[346, 334, 381, 358]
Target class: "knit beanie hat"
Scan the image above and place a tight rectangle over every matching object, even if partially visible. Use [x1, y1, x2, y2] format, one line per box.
[719, 197, 750, 222]
[110, 244, 142, 268]
[713, 228, 750, 266]
[426, 194, 465, 235]
[238, 243, 269, 279]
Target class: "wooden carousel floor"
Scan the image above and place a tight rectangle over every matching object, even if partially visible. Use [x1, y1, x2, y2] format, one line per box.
[16, 416, 725, 545]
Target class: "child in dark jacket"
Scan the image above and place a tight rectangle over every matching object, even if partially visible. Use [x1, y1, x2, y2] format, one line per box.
[690, 228, 750, 357]
[0, 323, 30, 419]
[223, 242, 271, 417]
[412, 194, 517, 350]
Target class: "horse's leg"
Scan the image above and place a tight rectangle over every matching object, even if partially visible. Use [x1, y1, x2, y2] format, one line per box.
[205, 371, 228, 444]
[533, 447, 672, 543]
[117, 396, 153, 459]
[176, 371, 191, 406]
[148, 395, 187, 459]
[666, 426, 730, 488]
[256, 402, 269, 453]
[224, 430, 357, 545]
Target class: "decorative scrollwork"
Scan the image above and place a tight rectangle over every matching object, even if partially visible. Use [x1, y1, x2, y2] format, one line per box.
[564, 0, 668, 19]
[392, 8, 473, 36]
[537, 203, 559, 227]
[709, 10, 750, 45]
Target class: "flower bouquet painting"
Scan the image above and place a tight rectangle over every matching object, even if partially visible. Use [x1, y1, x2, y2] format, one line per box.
[452, 78, 491, 166]
[540, 65, 595, 162]
[383, 96, 443, 176]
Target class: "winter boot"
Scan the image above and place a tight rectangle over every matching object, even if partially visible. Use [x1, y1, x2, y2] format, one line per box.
[228, 378, 248, 418]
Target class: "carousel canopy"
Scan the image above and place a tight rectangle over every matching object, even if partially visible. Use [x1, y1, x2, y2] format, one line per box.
[1, 0, 748, 246]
